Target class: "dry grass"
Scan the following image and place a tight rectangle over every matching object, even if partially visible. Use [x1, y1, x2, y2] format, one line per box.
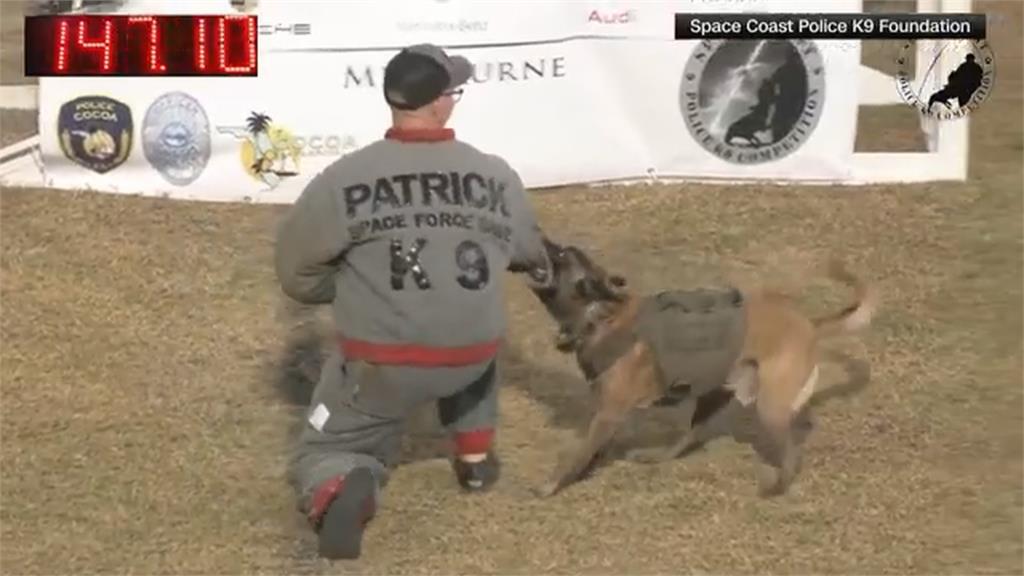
[1, 1, 1022, 574]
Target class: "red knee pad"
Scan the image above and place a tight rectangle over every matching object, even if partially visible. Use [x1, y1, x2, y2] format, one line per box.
[453, 428, 494, 456]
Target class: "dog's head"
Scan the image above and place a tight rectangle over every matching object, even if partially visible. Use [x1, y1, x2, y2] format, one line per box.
[530, 237, 630, 351]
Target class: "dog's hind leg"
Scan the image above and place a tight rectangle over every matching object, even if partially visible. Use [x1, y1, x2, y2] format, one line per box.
[755, 415, 800, 498]
[753, 365, 812, 497]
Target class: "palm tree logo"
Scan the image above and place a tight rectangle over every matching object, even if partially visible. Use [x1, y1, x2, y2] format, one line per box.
[237, 111, 301, 189]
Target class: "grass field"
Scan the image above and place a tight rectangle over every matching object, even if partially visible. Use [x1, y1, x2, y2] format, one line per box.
[1, 1, 1022, 574]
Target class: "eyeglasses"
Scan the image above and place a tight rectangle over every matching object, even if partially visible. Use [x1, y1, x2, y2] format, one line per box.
[443, 88, 464, 102]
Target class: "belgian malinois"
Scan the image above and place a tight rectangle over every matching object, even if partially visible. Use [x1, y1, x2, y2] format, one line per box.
[528, 239, 877, 498]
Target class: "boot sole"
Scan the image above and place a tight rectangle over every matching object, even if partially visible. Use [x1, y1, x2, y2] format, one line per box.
[317, 467, 376, 560]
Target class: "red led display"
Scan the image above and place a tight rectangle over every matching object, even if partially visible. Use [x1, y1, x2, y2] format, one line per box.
[24, 14, 258, 77]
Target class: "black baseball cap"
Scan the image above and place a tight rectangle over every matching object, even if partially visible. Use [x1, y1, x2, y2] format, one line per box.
[383, 44, 473, 110]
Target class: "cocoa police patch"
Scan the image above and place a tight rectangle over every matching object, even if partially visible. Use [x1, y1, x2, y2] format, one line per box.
[58, 95, 134, 174]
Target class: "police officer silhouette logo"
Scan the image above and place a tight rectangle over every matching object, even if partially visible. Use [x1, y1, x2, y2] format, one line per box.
[679, 39, 826, 165]
[895, 39, 995, 120]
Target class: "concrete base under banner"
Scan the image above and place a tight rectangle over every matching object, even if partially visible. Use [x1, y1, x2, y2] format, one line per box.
[0, 137, 46, 189]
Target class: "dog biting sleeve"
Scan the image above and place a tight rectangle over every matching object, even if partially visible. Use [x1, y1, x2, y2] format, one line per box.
[633, 288, 747, 397]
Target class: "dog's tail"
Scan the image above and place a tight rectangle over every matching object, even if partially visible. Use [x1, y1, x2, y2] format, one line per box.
[812, 259, 878, 340]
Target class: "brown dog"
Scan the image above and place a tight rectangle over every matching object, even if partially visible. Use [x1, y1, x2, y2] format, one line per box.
[528, 239, 877, 498]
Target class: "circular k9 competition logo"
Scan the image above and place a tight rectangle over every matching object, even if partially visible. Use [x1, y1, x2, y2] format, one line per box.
[142, 92, 212, 186]
[895, 39, 995, 120]
[680, 39, 826, 165]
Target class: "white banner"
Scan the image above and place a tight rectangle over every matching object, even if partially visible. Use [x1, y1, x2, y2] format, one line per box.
[37, 0, 863, 203]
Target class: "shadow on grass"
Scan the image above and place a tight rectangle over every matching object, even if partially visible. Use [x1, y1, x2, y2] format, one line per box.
[503, 341, 872, 483]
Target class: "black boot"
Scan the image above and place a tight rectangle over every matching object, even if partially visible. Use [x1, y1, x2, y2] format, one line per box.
[451, 451, 501, 492]
[313, 467, 378, 560]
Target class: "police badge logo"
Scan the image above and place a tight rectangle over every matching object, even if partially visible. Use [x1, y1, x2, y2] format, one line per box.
[680, 40, 826, 165]
[57, 95, 133, 174]
[895, 39, 994, 121]
[142, 92, 212, 186]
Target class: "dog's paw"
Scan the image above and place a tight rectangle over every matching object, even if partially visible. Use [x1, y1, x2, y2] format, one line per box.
[756, 467, 787, 498]
[533, 480, 561, 499]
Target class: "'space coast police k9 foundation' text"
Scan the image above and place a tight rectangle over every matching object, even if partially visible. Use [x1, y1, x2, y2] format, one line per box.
[675, 12, 986, 40]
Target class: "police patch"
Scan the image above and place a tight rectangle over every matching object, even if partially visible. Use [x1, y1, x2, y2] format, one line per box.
[58, 95, 133, 174]
[142, 92, 212, 186]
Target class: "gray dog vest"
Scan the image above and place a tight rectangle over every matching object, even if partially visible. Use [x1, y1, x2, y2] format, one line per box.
[576, 288, 747, 397]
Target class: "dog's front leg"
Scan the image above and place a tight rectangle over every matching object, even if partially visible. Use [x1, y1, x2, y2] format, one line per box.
[537, 340, 656, 498]
[536, 409, 626, 498]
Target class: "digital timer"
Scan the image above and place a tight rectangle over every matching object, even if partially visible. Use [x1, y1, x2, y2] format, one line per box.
[24, 14, 258, 77]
